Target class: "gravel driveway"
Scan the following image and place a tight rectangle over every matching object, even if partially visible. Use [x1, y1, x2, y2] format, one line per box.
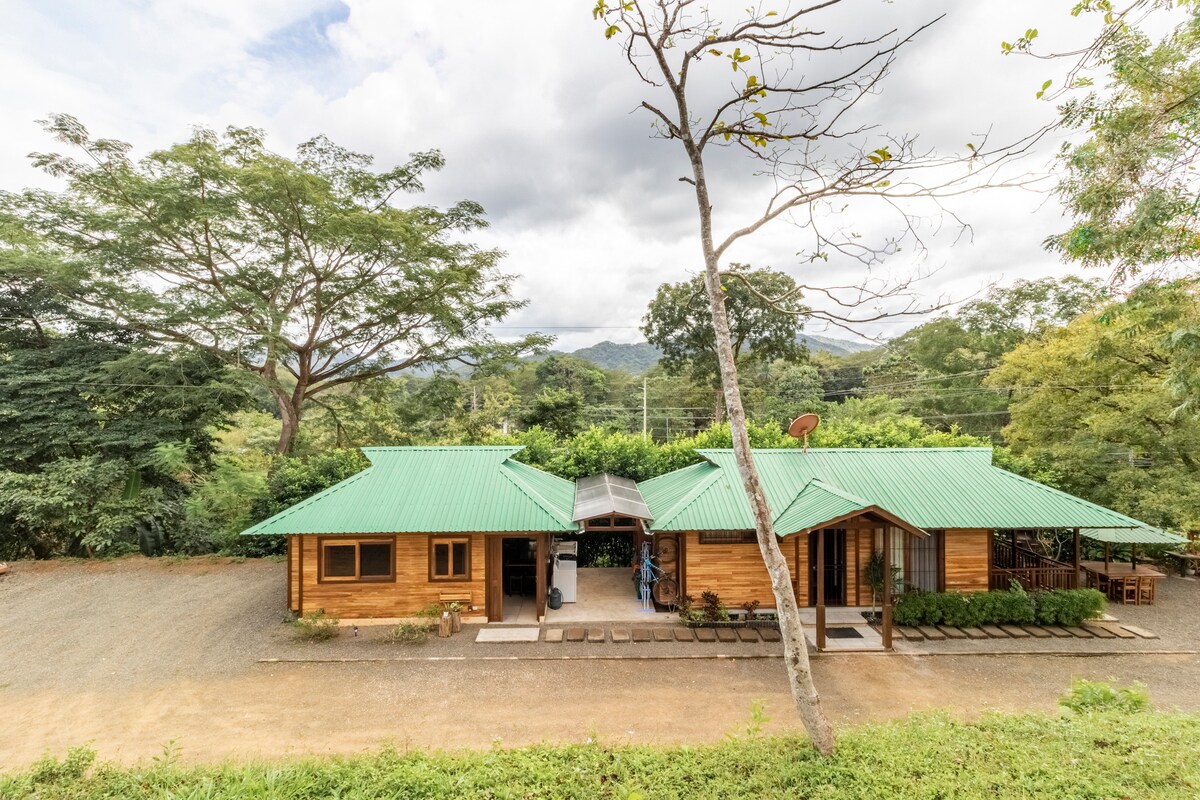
[1, 557, 1197, 771]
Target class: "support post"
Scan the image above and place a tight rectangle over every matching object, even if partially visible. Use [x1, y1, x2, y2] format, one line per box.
[882, 526, 893, 650]
[1105, 541, 1111, 572]
[816, 531, 826, 651]
[535, 533, 548, 620]
[1072, 528, 1081, 589]
[1131, 543, 1139, 570]
[643, 378, 648, 442]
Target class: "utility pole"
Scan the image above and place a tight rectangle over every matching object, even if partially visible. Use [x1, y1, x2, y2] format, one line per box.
[642, 377, 648, 442]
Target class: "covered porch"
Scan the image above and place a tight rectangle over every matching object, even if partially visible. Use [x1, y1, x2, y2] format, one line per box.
[988, 526, 1185, 604]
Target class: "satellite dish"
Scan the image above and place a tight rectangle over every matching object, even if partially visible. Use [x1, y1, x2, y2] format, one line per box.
[788, 413, 821, 452]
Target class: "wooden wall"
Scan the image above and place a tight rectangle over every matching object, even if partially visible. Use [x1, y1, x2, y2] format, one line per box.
[295, 533, 487, 619]
[682, 531, 799, 608]
[288, 535, 301, 612]
[944, 528, 990, 592]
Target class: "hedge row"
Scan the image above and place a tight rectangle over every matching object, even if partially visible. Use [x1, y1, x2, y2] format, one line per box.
[893, 587, 1107, 628]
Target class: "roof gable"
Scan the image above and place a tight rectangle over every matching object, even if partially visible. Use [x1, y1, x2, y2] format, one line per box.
[241, 447, 577, 536]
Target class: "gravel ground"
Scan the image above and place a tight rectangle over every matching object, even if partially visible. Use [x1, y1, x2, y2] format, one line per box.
[1, 557, 1197, 771]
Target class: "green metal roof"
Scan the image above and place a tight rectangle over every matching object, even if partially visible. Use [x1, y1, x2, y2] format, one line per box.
[772, 480, 876, 536]
[241, 447, 577, 536]
[1080, 527, 1187, 545]
[640, 448, 1163, 535]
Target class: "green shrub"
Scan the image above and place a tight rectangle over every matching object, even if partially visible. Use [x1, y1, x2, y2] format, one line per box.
[1060, 679, 1149, 714]
[1033, 588, 1106, 626]
[290, 609, 339, 642]
[385, 622, 433, 645]
[893, 586, 1104, 628]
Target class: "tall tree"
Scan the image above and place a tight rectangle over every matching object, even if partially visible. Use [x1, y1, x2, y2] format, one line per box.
[3, 116, 548, 453]
[642, 266, 806, 419]
[596, 0, 1033, 755]
[1005, 2, 1200, 280]
[988, 281, 1200, 531]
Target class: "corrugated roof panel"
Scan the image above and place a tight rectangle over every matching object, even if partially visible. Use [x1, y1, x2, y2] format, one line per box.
[241, 447, 577, 535]
[772, 480, 872, 536]
[1080, 527, 1187, 544]
[572, 473, 652, 522]
[644, 448, 1162, 533]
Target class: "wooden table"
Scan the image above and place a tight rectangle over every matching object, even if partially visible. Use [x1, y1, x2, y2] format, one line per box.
[1079, 561, 1166, 604]
[1166, 551, 1200, 577]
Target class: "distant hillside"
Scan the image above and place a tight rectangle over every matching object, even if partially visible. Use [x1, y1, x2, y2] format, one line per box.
[799, 333, 876, 358]
[529, 335, 874, 373]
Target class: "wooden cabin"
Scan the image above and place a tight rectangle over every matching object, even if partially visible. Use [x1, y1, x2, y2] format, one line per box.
[243, 446, 1169, 626]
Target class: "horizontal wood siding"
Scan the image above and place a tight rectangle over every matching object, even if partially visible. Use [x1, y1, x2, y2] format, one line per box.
[298, 533, 486, 618]
[288, 536, 300, 612]
[683, 531, 798, 609]
[944, 529, 990, 593]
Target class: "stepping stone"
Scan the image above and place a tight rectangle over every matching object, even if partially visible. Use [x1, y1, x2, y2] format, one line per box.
[896, 626, 925, 641]
[1043, 626, 1073, 638]
[917, 625, 946, 641]
[961, 627, 989, 640]
[587, 628, 606, 643]
[611, 629, 631, 643]
[715, 628, 738, 643]
[1023, 626, 1052, 639]
[565, 627, 586, 643]
[544, 628, 564, 643]
[936, 626, 968, 639]
[694, 628, 718, 643]
[759, 628, 782, 642]
[1082, 624, 1116, 639]
[1121, 625, 1159, 639]
[998, 626, 1031, 638]
[673, 627, 695, 642]
[980, 625, 1011, 638]
[653, 628, 673, 642]
[736, 628, 761, 642]
[631, 628, 652, 643]
[1064, 626, 1094, 638]
[1094, 624, 1136, 639]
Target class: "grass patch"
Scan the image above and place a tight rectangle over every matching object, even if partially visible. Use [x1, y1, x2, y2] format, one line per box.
[289, 609, 339, 642]
[383, 621, 434, 645]
[4, 708, 1199, 799]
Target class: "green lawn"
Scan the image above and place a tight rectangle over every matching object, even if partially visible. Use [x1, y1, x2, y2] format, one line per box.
[4, 707, 1199, 800]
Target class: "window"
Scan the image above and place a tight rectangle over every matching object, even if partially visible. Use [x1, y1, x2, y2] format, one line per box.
[318, 538, 394, 582]
[699, 531, 757, 545]
[430, 537, 471, 580]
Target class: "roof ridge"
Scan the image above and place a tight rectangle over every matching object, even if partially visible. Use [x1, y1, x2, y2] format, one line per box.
[806, 478, 876, 507]
[500, 461, 577, 530]
[649, 466, 725, 531]
[240, 465, 375, 536]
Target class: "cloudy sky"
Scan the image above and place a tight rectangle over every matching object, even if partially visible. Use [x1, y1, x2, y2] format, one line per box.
[0, 1, 1110, 350]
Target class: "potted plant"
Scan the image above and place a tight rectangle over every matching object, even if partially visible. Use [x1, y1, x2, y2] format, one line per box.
[865, 550, 901, 623]
[446, 602, 463, 633]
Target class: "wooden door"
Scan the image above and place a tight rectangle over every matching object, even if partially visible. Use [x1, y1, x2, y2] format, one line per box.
[808, 529, 847, 606]
[486, 536, 504, 622]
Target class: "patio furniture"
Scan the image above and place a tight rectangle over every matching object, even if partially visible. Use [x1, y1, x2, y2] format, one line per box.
[1137, 576, 1156, 605]
[1079, 561, 1166, 605]
[1117, 577, 1138, 605]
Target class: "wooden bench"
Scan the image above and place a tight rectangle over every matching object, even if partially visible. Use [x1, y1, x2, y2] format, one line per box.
[439, 592, 472, 606]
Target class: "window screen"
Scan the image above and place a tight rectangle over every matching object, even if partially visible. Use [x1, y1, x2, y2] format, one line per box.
[433, 543, 450, 577]
[699, 531, 757, 545]
[359, 542, 393, 578]
[323, 544, 356, 577]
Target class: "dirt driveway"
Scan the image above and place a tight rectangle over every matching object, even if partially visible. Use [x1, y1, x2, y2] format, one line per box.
[1, 558, 1197, 770]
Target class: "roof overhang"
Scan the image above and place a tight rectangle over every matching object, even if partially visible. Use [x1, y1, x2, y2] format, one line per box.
[572, 473, 653, 524]
[792, 507, 928, 539]
[1079, 526, 1187, 545]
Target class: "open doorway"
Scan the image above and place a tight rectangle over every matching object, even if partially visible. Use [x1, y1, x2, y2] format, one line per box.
[809, 528, 847, 606]
[485, 535, 546, 624]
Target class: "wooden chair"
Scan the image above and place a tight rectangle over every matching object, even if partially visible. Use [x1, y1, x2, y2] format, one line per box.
[1117, 577, 1138, 605]
[1137, 577, 1156, 605]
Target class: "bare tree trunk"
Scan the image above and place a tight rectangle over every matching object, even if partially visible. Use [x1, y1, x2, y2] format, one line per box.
[713, 387, 725, 424]
[271, 386, 303, 454]
[687, 151, 837, 755]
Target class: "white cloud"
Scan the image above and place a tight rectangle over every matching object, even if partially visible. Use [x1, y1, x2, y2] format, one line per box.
[0, 0, 1110, 349]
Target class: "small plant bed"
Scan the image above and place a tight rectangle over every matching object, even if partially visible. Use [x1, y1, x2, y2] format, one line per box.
[289, 609, 339, 642]
[893, 586, 1107, 629]
[677, 593, 780, 628]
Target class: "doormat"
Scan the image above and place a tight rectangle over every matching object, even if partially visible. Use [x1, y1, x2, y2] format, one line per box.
[824, 627, 863, 640]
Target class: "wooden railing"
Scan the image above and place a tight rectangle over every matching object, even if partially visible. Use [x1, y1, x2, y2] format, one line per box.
[990, 540, 1078, 591]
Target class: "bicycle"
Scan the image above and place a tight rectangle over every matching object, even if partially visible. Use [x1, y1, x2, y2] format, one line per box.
[637, 541, 679, 610]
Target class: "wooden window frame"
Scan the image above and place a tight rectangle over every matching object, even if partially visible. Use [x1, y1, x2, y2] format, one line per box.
[317, 537, 396, 584]
[429, 536, 472, 582]
[698, 530, 758, 545]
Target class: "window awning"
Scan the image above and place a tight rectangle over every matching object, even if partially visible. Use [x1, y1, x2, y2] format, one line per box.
[1079, 527, 1188, 545]
[572, 473, 652, 523]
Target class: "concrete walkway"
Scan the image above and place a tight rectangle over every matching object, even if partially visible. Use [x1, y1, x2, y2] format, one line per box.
[544, 567, 678, 624]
